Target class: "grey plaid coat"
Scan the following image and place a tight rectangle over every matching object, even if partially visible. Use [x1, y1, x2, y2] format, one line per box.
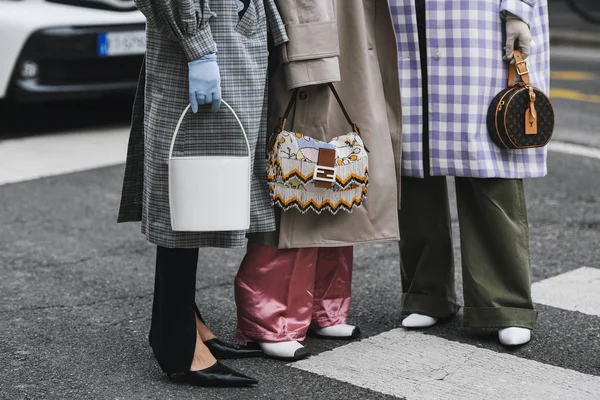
[117, 0, 288, 248]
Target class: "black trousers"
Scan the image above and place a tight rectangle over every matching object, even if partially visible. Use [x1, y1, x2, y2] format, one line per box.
[149, 246, 199, 374]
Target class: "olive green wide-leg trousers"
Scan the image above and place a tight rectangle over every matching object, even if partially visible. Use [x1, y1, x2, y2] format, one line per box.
[399, 176, 537, 329]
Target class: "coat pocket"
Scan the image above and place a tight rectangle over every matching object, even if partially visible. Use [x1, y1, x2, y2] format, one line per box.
[235, 0, 260, 37]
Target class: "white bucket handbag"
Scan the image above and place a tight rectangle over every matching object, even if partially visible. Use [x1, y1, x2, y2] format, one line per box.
[168, 100, 251, 232]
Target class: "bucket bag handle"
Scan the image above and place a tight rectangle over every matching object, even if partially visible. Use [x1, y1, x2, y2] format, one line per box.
[169, 100, 251, 160]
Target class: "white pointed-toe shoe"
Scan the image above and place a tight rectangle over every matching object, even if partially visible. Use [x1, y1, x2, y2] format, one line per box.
[310, 324, 361, 339]
[258, 341, 310, 361]
[498, 327, 531, 346]
[402, 313, 439, 328]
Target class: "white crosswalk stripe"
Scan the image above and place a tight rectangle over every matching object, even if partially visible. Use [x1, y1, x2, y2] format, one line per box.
[291, 268, 600, 399]
[292, 329, 600, 400]
[0, 126, 597, 187]
[533, 267, 600, 317]
[0, 127, 129, 186]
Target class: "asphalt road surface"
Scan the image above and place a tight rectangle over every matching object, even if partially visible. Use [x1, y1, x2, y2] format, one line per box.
[0, 46, 599, 400]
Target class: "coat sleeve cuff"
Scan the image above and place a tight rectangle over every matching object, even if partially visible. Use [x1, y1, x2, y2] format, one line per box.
[283, 57, 341, 90]
[281, 20, 340, 62]
[500, 0, 536, 26]
[265, 0, 289, 46]
[271, 24, 289, 47]
[279, 20, 341, 89]
[179, 26, 217, 62]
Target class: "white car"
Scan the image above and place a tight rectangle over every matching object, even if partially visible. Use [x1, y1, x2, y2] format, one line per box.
[0, 0, 146, 102]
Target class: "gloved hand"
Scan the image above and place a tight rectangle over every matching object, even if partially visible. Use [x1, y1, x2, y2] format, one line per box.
[504, 13, 532, 61]
[188, 53, 221, 113]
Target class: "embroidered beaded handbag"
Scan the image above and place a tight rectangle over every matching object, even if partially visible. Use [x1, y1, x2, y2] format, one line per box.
[267, 83, 368, 214]
[487, 49, 555, 149]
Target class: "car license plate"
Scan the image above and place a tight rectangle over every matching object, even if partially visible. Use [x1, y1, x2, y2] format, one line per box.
[98, 31, 146, 56]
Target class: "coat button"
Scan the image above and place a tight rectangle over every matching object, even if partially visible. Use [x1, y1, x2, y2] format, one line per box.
[299, 91, 308, 100]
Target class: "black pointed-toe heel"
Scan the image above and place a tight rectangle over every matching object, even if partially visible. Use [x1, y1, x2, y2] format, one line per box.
[204, 338, 264, 359]
[168, 362, 258, 387]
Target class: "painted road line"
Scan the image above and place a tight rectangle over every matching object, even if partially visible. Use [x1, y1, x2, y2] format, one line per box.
[0, 132, 597, 187]
[551, 71, 595, 81]
[551, 88, 600, 104]
[532, 267, 600, 317]
[551, 47, 600, 63]
[292, 329, 600, 400]
[549, 141, 600, 160]
[0, 127, 128, 186]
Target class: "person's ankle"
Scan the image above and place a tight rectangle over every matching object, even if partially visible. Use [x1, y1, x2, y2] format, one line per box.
[190, 356, 217, 371]
[190, 330, 217, 371]
[195, 314, 217, 342]
[197, 325, 217, 342]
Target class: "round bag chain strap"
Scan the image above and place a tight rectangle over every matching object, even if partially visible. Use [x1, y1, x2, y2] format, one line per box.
[168, 100, 251, 160]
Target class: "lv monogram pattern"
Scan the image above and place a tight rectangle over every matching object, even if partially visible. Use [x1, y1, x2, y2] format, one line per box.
[487, 86, 554, 150]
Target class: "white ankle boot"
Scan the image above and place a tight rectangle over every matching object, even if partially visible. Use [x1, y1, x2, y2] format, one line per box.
[498, 327, 531, 346]
[402, 313, 439, 328]
[311, 324, 361, 339]
[258, 341, 310, 361]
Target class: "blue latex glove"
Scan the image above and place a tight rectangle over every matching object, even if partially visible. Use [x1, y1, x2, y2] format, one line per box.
[188, 53, 221, 113]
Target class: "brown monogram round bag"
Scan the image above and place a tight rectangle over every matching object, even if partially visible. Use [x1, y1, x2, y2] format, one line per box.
[487, 50, 555, 149]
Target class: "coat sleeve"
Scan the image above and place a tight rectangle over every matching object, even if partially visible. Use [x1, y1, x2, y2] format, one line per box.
[274, 0, 341, 89]
[500, 0, 537, 26]
[134, 0, 216, 61]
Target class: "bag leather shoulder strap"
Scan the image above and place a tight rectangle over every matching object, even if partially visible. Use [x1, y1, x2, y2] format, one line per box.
[508, 49, 531, 87]
[327, 83, 361, 135]
[280, 83, 360, 135]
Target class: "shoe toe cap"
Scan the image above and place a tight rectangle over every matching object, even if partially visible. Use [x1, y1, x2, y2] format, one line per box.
[293, 347, 311, 360]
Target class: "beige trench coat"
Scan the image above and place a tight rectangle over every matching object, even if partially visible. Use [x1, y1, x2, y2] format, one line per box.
[252, 0, 402, 248]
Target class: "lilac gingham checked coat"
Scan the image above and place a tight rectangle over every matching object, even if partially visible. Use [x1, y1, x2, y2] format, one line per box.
[389, 0, 550, 178]
[117, 0, 287, 248]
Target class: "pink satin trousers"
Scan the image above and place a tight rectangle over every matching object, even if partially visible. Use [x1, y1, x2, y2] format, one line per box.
[235, 242, 353, 342]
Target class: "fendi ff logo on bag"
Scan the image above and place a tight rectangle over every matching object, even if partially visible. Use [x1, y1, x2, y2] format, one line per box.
[314, 148, 337, 188]
[487, 50, 555, 149]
